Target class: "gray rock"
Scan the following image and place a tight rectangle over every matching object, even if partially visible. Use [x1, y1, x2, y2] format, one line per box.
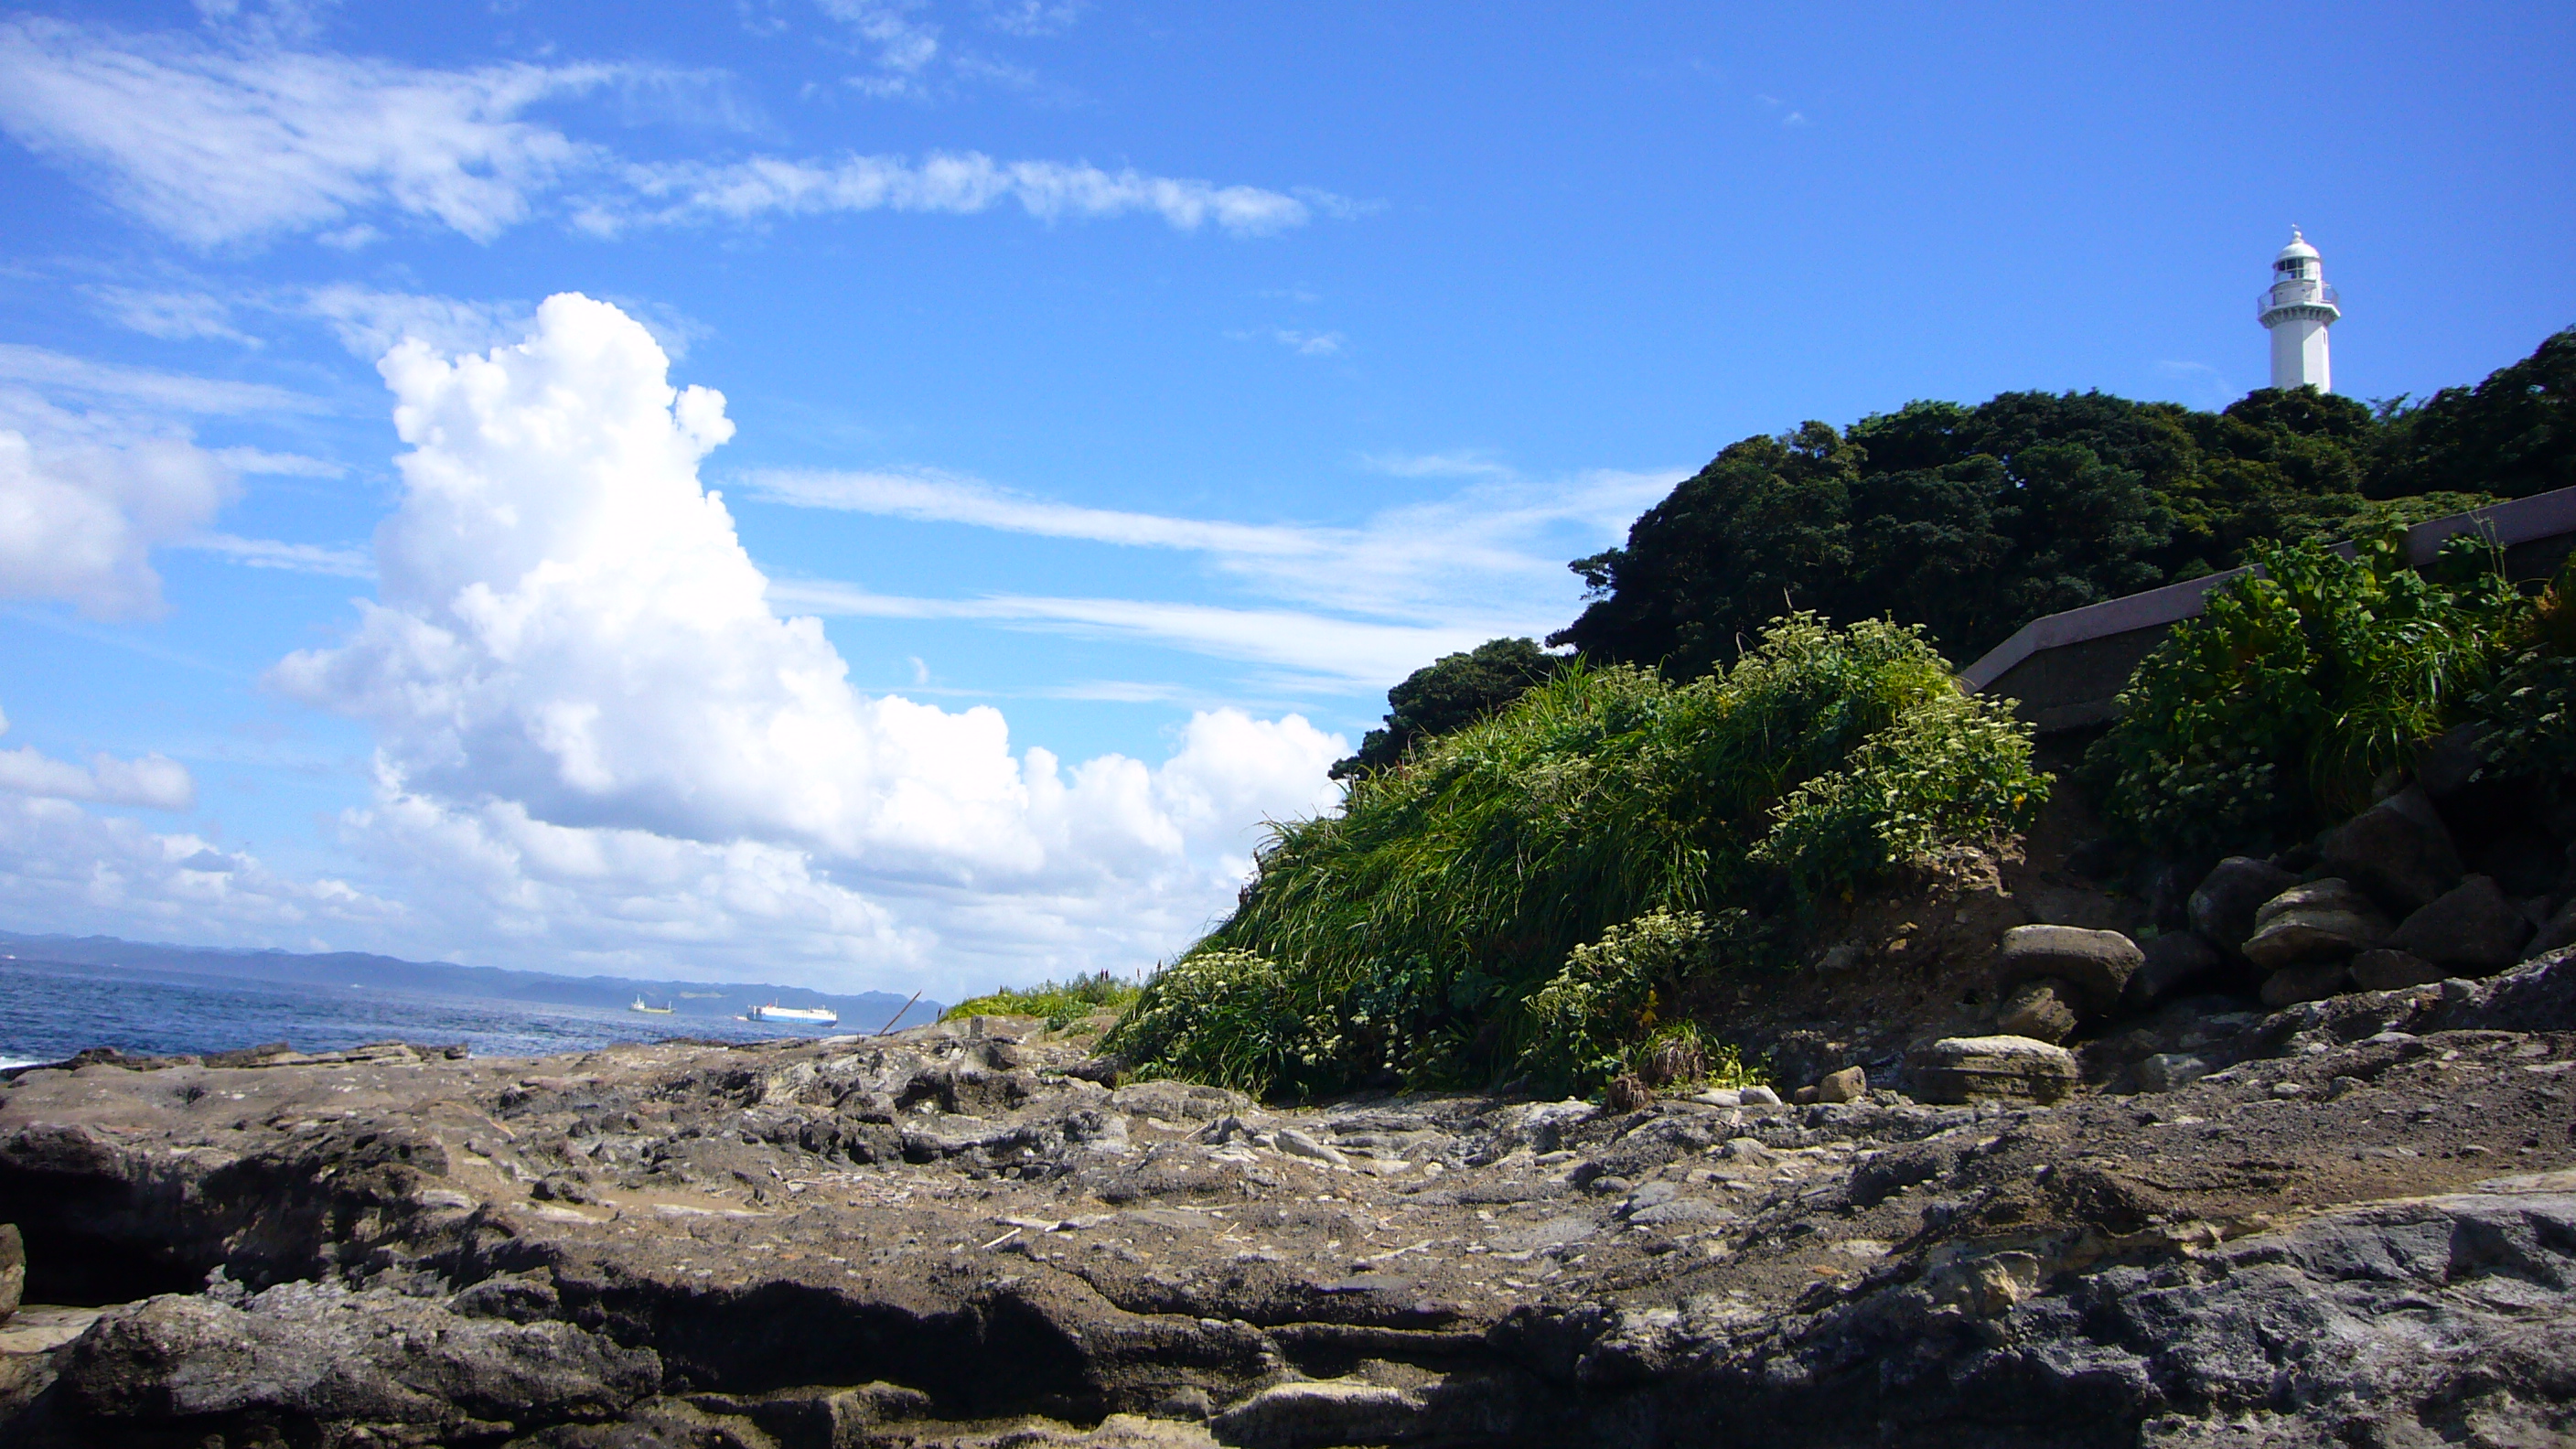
[2349, 948, 2447, 992]
[2260, 960, 2352, 1007]
[2387, 874, 2531, 974]
[1902, 1035, 2078, 1105]
[2530, 896, 2576, 961]
[1994, 925, 2142, 1014]
[2243, 878, 2389, 968]
[2319, 784, 2467, 915]
[1996, 979, 2079, 1043]
[2120, 929, 2226, 1012]
[0, 1225, 17, 1324]
[60, 1280, 660, 1432]
[2133, 1051, 2213, 1092]
[2187, 856, 2300, 962]
[1735, 1086, 1782, 1108]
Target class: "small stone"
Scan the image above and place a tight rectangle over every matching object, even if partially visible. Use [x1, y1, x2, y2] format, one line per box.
[1996, 926, 2143, 1014]
[1737, 1086, 1783, 1108]
[2319, 785, 2467, 915]
[1997, 980, 2080, 1044]
[2244, 879, 2390, 969]
[1815, 1066, 1867, 1103]
[1149, 1386, 1216, 1422]
[2270, 1079, 2312, 1099]
[2350, 948, 2447, 992]
[1272, 1128, 1349, 1168]
[2189, 856, 2302, 961]
[2261, 961, 2352, 1007]
[1903, 1036, 2079, 1106]
[2388, 875, 2531, 975]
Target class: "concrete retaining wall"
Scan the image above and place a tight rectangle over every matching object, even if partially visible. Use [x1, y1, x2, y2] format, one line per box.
[1961, 484, 2576, 730]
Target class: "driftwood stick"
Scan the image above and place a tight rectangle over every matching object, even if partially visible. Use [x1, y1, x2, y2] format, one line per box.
[875, 990, 924, 1037]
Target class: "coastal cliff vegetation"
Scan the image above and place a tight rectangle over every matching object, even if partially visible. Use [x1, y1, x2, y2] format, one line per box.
[1123, 327, 2575, 1101]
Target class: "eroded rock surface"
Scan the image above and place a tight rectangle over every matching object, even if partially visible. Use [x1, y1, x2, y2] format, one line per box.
[0, 956, 2570, 1448]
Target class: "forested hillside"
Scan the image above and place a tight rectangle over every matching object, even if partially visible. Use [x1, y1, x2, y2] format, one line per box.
[1559, 327, 2573, 678]
[1330, 327, 2571, 781]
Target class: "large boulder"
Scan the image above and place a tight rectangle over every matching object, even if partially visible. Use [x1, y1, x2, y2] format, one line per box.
[2120, 930, 2227, 1012]
[0, 1225, 17, 1324]
[2243, 879, 2389, 969]
[59, 1280, 660, 1435]
[2529, 897, 2576, 961]
[1994, 925, 2141, 1015]
[2318, 786, 2466, 915]
[2187, 857, 2300, 962]
[2349, 949, 2447, 992]
[1903, 1036, 2079, 1105]
[2387, 874, 2532, 974]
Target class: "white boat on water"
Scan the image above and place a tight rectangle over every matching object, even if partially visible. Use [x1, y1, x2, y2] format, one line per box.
[747, 1002, 838, 1025]
[629, 995, 674, 1014]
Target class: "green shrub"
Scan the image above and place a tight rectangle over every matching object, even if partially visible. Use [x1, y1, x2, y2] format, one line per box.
[1108, 616, 2046, 1099]
[2474, 559, 2576, 797]
[1515, 910, 1782, 1095]
[2087, 531, 2519, 856]
[1094, 950, 1340, 1094]
[942, 970, 1140, 1031]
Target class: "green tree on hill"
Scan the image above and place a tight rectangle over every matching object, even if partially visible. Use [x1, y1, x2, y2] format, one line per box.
[1331, 637, 1566, 779]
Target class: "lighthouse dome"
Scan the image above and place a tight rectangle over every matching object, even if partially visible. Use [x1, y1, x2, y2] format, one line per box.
[2276, 230, 2320, 263]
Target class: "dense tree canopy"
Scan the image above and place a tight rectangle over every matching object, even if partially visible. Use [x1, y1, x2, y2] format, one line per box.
[1554, 328, 2575, 675]
[1331, 637, 1562, 778]
[1329, 327, 2572, 778]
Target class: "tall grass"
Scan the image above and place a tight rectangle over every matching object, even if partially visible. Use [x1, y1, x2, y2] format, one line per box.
[1106, 616, 2046, 1098]
[942, 970, 1140, 1029]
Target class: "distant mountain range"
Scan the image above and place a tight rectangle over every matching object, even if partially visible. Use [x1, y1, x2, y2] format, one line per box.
[0, 929, 940, 1030]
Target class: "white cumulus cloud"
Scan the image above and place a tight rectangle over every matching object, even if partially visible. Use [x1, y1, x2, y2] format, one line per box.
[0, 703, 196, 810]
[268, 295, 1342, 992]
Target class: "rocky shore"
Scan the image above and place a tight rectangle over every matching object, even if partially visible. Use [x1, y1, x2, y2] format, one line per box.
[0, 945, 2567, 1448]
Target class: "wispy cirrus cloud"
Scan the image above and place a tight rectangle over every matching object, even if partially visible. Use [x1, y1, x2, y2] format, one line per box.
[603, 152, 1324, 236]
[745, 459, 1682, 683]
[183, 532, 373, 579]
[0, 343, 324, 415]
[0, 16, 608, 246]
[744, 467, 1322, 556]
[766, 578, 1498, 689]
[0, 17, 1339, 247]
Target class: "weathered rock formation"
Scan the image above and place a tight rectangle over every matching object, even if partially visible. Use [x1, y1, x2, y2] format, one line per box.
[0, 950, 2568, 1447]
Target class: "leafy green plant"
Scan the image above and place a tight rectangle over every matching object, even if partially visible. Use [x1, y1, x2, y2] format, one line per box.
[1109, 616, 2046, 1099]
[2087, 530, 2519, 856]
[942, 970, 1140, 1031]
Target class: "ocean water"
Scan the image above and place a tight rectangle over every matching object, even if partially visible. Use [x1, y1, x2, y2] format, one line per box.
[0, 956, 834, 1068]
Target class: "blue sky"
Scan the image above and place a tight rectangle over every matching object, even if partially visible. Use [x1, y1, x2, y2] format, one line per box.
[0, 1, 2570, 998]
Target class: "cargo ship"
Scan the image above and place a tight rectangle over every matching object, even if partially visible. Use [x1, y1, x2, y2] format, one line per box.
[746, 1002, 839, 1025]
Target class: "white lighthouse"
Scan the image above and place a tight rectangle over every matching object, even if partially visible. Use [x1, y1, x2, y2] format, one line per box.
[2258, 229, 2339, 392]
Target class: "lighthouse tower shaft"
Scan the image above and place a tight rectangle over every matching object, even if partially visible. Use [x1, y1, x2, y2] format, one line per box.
[2259, 230, 2339, 392]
